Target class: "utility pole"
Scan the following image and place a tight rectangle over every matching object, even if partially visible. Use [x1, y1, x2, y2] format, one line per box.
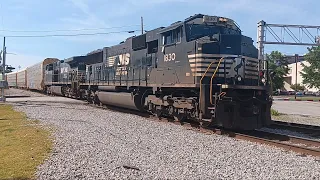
[294, 54, 298, 100]
[257, 21, 265, 85]
[1, 37, 6, 102]
[141, 16, 144, 35]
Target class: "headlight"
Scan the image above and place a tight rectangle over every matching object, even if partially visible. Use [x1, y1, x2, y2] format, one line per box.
[237, 76, 242, 82]
[261, 78, 266, 83]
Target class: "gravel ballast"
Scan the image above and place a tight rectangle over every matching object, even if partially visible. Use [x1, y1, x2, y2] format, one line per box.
[11, 100, 320, 179]
[4, 88, 46, 97]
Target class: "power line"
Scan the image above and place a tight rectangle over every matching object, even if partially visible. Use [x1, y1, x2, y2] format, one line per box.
[0, 25, 141, 33]
[2, 30, 140, 38]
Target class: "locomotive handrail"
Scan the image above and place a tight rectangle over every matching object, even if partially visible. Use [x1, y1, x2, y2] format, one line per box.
[210, 57, 225, 105]
[199, 57, 224, 112]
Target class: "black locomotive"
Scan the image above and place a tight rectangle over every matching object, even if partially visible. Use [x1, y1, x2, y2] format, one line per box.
[44, 14, 272, 130]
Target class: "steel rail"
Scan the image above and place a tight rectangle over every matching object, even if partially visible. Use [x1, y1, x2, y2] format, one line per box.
[209, 129, 320, 157]
[269, 121, 320, 137]
[232, 132, 320, 157]
[153, 119, 320, 157]
[245, 130, 320, 148]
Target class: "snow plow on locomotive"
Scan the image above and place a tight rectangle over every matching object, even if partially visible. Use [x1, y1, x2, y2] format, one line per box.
[42, 14, 272, 130]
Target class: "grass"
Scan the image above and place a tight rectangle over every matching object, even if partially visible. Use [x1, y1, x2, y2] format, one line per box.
[0, 104, 52, 180]
[288, 96, 320, 101]
[271, 108, 280, 116]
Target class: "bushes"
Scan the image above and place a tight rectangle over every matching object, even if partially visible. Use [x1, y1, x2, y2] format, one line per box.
[290, 83, 306, 91]
[271, 108, 280, 116]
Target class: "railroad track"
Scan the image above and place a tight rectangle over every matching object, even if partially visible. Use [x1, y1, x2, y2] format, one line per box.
[19, 93, 320, 157]
[86, 103, 320, 157]
[192, 126, 320, 157]
[171, 122, 320, 157]
[239, 130, 320, 157]
[269, 120, 320, 137]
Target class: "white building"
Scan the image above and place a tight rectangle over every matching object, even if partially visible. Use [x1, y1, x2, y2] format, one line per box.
[284, 61, 319, 92]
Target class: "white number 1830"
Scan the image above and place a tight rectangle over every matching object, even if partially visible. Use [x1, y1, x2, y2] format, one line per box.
[164, 53, 176, 62]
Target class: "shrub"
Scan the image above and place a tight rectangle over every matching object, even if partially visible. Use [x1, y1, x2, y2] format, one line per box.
[290, 83, 306, 91]
[271, 108, 280, 116]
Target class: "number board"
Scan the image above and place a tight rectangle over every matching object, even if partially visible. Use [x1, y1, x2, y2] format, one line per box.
[203, 15, 218, 23]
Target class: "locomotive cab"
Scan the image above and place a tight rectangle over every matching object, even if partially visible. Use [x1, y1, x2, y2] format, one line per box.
[184, 15, 272, 130]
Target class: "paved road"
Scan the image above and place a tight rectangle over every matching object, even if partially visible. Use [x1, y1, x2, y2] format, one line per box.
[6, 96, 86, 104]
[3, 88, 86, 104]
[272, 101, 320, 117]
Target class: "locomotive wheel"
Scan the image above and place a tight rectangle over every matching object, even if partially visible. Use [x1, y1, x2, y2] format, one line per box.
[89, 92, 96, 104]
[155, 109, 162, 120]
[85, 90, 91, 103]
[173, 111, 186, 123]
[200, 120, 213, 128]
[93, 94, 100, 105]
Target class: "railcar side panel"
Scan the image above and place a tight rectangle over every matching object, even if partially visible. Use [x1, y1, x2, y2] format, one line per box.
[27, 63, 41, 90]
[17, 69, 27, 88]
[27, 58, 59, 91]
[6, 72, 17, 87]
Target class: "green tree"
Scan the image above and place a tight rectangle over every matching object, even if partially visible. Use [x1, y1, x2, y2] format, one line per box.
[266, 51, 290, 91]
[290, 83, 305, 91]
[301, 46, 320, 89]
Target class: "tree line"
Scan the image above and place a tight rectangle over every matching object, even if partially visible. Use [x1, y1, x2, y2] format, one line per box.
[266, 46, 320, 92]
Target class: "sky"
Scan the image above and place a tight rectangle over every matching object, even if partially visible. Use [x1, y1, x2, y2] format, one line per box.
[0, 0, 318, 71]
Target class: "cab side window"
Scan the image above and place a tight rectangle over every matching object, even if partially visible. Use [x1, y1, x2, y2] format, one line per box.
[162, 26, 182, 45]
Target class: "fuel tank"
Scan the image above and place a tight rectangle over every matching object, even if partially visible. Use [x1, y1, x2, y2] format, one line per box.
[96, 91, 140, 111]
[98, 86, 118, 91]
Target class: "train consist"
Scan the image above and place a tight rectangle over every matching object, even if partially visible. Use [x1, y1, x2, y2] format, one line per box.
[6, 14, 272, 130]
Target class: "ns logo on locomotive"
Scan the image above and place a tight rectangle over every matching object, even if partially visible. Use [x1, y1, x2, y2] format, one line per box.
[11, 14, 272, 130]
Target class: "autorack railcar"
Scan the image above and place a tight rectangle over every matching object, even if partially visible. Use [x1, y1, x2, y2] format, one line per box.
[6, 72, 17, 88]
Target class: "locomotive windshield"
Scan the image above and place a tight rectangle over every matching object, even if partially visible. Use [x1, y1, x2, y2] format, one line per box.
[186, 24, 241, 42]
